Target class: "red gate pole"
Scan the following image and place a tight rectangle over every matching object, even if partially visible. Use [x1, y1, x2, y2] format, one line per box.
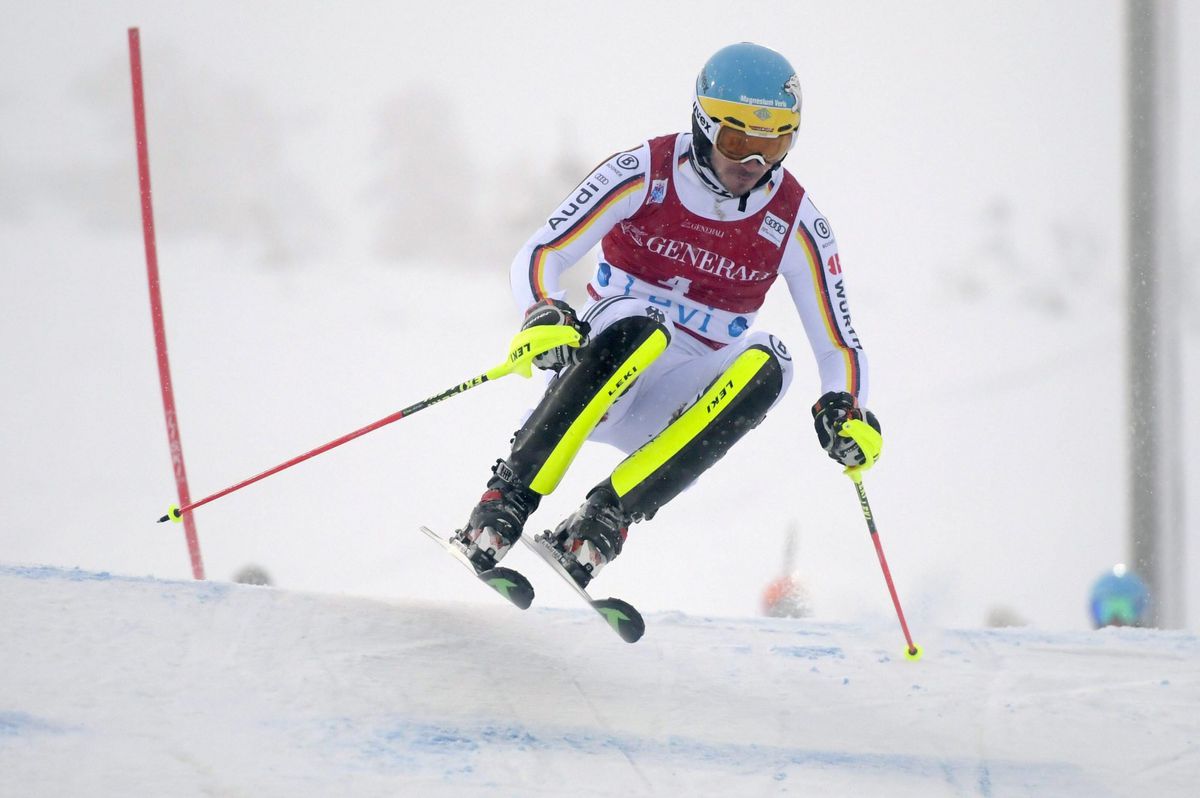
[129, 27, 205, 579]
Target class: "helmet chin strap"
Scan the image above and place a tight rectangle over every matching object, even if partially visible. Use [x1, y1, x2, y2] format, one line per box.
[688, 125, 733, 198]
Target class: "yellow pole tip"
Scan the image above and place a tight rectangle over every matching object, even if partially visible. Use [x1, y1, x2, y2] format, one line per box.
[905, 644, 923, 661]
[167, 505, 183, 523]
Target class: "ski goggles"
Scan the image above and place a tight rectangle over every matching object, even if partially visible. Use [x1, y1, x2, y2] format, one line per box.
[714, 125, 794, 165]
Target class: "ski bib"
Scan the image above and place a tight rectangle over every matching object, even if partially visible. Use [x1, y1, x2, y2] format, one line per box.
[591, 134, 805, 347]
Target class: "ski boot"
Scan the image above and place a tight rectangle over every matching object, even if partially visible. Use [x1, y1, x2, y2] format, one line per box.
[454, 461, 539, 573]
[544, 485, 629, 589]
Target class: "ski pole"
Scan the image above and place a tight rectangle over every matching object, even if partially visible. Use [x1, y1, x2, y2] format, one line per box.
[157, 325, 582, 523]
[840, 420, 922, 661]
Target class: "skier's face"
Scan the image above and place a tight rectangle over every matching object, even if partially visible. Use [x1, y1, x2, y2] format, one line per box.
[710, 147, 773, 196]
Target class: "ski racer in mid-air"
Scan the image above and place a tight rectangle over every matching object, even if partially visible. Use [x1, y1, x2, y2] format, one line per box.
[452, 41, 882, 589]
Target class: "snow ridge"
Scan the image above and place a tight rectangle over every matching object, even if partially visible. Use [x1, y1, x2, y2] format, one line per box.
[1, 563, 1196, 797]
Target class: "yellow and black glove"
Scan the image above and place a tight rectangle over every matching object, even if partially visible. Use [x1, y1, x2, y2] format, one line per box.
[812, 391, 882, 468]
[521, 298, 591, 372]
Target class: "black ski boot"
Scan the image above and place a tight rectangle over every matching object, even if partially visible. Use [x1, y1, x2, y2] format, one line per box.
[454, 461, 540, 573]
[548, 485, 629, 588]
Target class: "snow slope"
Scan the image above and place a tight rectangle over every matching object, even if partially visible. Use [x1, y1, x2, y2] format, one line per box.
[2, 563, 1196, 797]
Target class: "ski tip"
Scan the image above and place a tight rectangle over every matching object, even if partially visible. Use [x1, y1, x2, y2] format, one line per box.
[594, 598, 645, 643]
[618, 623, 645, 644]
[481, 567, 535, 610]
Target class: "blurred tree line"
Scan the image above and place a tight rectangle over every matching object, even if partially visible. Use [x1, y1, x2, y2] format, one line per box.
[0, 46, 593, 275]
[2, 44, 1193, 328]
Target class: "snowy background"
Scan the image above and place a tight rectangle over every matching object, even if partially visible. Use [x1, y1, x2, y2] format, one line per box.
[2, 1, 1199, 632]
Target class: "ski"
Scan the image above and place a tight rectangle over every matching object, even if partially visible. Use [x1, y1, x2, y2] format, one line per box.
[419, 525, 534, 610]
[520, 532, 645, 644]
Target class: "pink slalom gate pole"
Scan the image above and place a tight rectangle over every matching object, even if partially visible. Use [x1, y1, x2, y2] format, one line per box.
[129, 27, 205, 580]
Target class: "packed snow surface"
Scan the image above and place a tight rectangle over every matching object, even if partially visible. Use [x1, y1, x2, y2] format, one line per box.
[2, 562, 1196, 797]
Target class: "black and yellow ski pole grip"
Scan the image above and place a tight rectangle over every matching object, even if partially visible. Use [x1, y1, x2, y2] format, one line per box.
[159, 325, 583, 523]
[840, 419, 922, 661]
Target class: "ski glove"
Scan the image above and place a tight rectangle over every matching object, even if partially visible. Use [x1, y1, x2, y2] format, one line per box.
[521, 298, 591, 372]
[812, 391, 882, 467]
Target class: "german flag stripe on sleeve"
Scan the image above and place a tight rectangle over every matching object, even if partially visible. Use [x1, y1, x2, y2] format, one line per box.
[527, 174, 645, 300]
[795, 222, 861, 397]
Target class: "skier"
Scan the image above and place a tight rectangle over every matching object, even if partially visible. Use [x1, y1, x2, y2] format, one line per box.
[453, 42, 882, 589]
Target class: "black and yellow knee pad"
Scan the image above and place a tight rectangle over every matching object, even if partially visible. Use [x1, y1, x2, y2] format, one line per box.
[509, 315, 670, 495]
[609, 343, 784, 521]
